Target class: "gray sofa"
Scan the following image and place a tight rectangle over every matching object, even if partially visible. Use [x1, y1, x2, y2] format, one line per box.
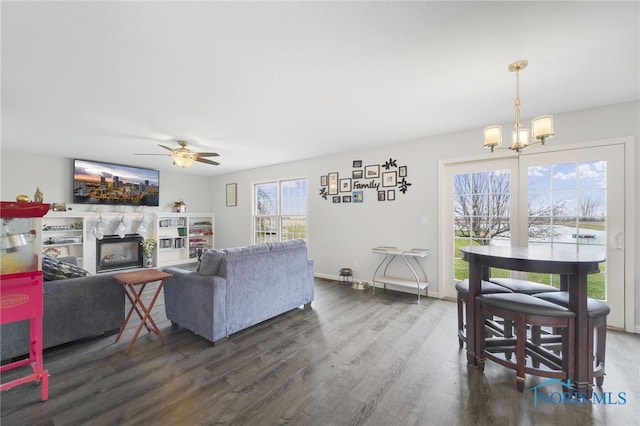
[163, 239, 314, 343]
[1, 256, 125, 361]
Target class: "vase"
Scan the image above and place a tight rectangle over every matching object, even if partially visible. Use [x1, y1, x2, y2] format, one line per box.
[145, 256, 154, 268]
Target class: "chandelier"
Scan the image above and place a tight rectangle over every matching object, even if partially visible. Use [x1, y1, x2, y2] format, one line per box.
[484, 60, 554, 153]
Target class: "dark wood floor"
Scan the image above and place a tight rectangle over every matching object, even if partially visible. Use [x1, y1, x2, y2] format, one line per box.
[1, 278, 639, 425]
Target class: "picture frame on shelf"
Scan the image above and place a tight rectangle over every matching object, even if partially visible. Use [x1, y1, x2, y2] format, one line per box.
[226, 183, 237, 206]
[43, 245, 70, 258]
[365, 165, 379, 178]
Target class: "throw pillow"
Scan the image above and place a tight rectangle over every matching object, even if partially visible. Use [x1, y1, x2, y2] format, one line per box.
[42, 254, 91, 281]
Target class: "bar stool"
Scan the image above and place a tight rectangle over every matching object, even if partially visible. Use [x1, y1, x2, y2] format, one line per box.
[455, 279, 512, 348]
[477, 293, 575, 392]
[489, 277, 560, 294]
[534, 291, 610, 386]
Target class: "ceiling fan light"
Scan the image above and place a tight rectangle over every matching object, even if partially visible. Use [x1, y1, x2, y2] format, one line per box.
[173, 155, 194, 168]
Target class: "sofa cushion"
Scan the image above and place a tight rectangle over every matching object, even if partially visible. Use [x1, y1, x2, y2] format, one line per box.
[224, 243, 270, 256]
[267, 239, 306, 252]
[198, 249, 225, 276]
[42, 254, 90, 281]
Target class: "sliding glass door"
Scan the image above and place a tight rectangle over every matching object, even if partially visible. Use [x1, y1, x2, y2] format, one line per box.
[518, 145, 625, 327]
[442, 143, 626, 328]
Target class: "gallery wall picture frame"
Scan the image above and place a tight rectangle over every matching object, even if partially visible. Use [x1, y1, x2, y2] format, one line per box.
[342, 195, 352, 203]
[387, 190, 396, 201]
[365, 165, 379, 178]
[321, 175, 328, 186]
[333, 196, 341, 203]
[378, 191, 386, 201]
[382, 171, 397, 187]
[353, 191, 364, 203]
[328, 172, 339, 195]
[399, 166, 407, 177]
[340, 178, 352, 192]
[226, 183, 237, 206]
[353, 160, 362, 168]
[352, 170, 363, 179]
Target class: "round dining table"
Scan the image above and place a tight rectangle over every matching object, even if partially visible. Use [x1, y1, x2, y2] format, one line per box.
[460, 245, 605, 398]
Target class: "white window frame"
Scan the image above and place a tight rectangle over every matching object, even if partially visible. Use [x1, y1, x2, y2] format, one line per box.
[253, 177, 308, 244]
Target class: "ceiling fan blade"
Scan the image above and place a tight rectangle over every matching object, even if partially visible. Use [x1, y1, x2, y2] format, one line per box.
[134, 153, 170, 156]
[194, 152, 220, 157]
[196, 158, 220, 166]
[158, 144, 176, 152]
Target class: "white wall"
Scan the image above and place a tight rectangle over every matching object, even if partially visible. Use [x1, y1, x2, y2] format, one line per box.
[209, 101, 639, 330]
[1, 101, 638, 330]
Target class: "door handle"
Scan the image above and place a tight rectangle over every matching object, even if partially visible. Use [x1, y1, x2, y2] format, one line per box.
[610, 231, 623, 250]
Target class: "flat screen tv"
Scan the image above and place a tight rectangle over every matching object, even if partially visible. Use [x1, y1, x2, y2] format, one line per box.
[73, 159, 160, 206]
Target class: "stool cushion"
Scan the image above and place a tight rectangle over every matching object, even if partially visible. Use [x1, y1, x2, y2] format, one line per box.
[533, 291, 610, 318]
[455, 279, 512, 295]
[477, 293, 575, 318]
[489, 278, 560, 295]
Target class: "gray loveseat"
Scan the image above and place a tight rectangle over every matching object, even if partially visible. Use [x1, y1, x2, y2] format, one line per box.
[1, 256, 125, 361]
[162, 239, 314, 343]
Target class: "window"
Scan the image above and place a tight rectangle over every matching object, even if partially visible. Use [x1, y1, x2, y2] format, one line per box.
[254, 178, 307, 244]
[453, 168, 512, 281]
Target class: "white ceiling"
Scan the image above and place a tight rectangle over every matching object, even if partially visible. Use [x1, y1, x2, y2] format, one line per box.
[2, 1, 638, 176]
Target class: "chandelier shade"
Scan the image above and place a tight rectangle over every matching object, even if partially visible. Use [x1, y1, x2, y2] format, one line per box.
[532, 115, 554, 142]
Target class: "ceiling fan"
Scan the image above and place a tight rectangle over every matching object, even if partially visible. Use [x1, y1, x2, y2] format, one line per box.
[136, 140, 220, 167]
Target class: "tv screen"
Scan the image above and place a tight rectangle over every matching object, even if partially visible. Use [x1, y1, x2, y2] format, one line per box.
[73, 159, 160, 206]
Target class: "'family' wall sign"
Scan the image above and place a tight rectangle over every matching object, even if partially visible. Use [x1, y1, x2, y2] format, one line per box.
[319, 158, 411, 203]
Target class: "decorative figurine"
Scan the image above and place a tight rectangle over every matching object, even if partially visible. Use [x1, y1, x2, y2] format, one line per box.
[34, 187, 44, 203]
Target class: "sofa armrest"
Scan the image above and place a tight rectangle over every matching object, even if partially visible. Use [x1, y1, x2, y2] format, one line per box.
[162, 270, 227, 342]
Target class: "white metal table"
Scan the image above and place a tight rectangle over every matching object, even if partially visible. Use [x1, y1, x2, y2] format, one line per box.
[371, 246, 429, 303]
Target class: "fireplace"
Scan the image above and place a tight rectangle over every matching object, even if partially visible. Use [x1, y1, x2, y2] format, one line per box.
[96, 234, 143, 273]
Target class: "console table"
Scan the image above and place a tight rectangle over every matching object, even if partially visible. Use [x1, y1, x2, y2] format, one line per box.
[371, 246, 429, 303]
[460, 245, 605, 398]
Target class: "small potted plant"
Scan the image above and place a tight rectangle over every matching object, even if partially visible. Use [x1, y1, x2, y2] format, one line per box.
[140, 238, 157, 267]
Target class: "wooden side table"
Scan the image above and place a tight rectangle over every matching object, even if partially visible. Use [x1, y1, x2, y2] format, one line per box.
[113, 269, 172, 354]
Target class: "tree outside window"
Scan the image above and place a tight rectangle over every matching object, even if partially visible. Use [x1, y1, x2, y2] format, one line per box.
[254, 179, 307, 244]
